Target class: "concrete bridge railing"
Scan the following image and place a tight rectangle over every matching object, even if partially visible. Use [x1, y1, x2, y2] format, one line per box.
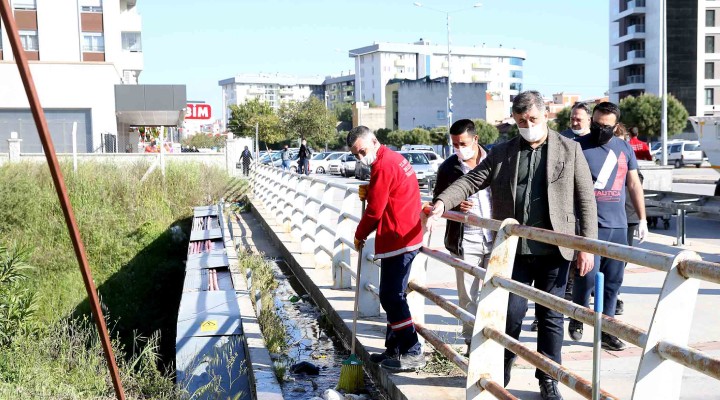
[250, 163, 720, 400]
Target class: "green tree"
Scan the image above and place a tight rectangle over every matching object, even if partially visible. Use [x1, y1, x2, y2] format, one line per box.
[334, 102, 353, 123]
[471, 119, 500, 145]
[227, 98, 285, 145]
[554, 106, 572, 133]
[430, 127, 448, 146]
[280, 97, 338, 148]
[375, 128, 392, 144]
[385, 130, 407, 148]
[405, 128, 432, 145]
[619, 93, 689, 139]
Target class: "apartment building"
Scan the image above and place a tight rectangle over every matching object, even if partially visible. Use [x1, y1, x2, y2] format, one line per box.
[0, 0, 154, 152]
[609, 0, 720, 117]
[219, 73, 325, 126]
[348, 39, 525, 114]
[323, 73, 355, 111]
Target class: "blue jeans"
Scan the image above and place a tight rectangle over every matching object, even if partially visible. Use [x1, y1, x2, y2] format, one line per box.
[572, 227, 627, 317]
[281, 160, 290, 170]
[379, 250, 421, 355]
[505, 253, 569, 381]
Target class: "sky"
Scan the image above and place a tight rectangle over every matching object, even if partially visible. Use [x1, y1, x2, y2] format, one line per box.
[138, 0, 609, 118]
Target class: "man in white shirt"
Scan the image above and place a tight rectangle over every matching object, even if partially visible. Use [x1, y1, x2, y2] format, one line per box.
[432, 119, 493, 353]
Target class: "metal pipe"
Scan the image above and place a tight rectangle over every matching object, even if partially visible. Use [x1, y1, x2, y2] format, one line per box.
[477, 377, 519, 400]
[592, 272, 605, 400]
[339, 236, 355, 249]
[506, 224, 674, 272]
[677, 259, 720, 285]
[0, 1, 125, 398]
[365, 282, 379, 298]
[340, 212, 361, 223]
[482, 327, 619, 400]
[414, 321, 468, 373]
[492, 276, 647, 348]
[339, 261, 357, 280]
[420, 246, 486, 280]
[407, 280, 475, 325]
[656, 341, 720, 381]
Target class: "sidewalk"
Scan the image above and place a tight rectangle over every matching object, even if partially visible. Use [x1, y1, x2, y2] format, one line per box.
[244, 199, 720, 399]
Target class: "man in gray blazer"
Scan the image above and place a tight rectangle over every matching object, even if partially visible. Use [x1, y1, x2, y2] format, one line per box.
[428, 91, 597, 400]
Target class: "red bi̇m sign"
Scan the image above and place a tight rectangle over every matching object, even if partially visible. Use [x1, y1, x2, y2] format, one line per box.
[186, 103, 212, 120]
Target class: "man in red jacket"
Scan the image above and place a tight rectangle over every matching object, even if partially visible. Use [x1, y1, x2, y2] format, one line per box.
[628, 127, 653, 161]
[347, 126, 426, 372]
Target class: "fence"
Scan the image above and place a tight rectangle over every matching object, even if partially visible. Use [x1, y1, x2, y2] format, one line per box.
[249, 163, 720, 400]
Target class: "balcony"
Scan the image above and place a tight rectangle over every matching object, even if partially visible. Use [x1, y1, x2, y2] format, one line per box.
[627, 74, 645, 84]
[627, 49, 645, 59]
[247, 87, 264, 95]
[471, 75, 490, 83]
[628, 24, 645, 35]
[612, 0, 646, 22]
[472, 62, 492, 70]
[394, 59, 406, 67]
[612, 24, 646, 45]
[278, 88, 294, 95]
[343, 95, 354, 102]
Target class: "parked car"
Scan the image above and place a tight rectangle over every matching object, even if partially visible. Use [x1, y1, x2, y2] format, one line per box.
[355, 161, 371, 180]
[401, 144, 436, 152]
[421, 151, 443, 172]
[668, 140, 705, 168]
[308, 151, 340, 174]
[398, 151, 436, 187]
[328, 152, 357, 177]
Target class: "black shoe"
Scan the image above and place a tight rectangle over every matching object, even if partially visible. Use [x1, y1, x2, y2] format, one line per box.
[530, 318, 539, 332]
[539, 378, 564, 400]
[568, 319, 583, 341]
[601, 333, 626, 351]
[369, 350, 398, 364]
[615, 299, 624, 315]
[504, 357, 515, 387]
[380, 352, 426, 371]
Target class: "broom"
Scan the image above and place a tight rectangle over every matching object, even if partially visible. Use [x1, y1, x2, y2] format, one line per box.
[337, 199, 366, 393]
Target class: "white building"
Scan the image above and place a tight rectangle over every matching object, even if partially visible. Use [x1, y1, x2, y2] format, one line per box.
[219, 73, 325, 126]
[348, 39, 525, 113]
[609, 0, 720, 117]
[0, 0, 149, 153]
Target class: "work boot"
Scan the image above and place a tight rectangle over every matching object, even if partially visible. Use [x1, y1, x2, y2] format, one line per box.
[539, 378, 564, 400]
[601, 333, 626, 351]
[568, 319, 583, 341]
[380, 352, 426, 372]
[369, 350, 398, 364]
[530, 318, 539, 332]
[615, 298, 624, 315]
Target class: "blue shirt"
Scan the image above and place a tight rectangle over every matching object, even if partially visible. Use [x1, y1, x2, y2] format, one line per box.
[576, 136, 638, 228]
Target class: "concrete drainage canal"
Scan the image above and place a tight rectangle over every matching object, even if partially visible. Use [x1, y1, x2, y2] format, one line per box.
[261, 257, 386, 400]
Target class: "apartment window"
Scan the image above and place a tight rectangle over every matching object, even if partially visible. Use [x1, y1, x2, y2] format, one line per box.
[706, 88, 714, 105]
[509, 57, 523, 66]
[82, 32, 104, 52]
[707, 36, 716, 53]
[437, 110, 445, 120]
[510, 82, 523, 91]
[13, 0, 36, 10]
[121, 32, 142, 52]
[707, 62, 715, 79]
[510, 70, 523, 78]
[80, 0, 103, 12]
[19, 30, 38, 51]
[707, 10, 716, 27]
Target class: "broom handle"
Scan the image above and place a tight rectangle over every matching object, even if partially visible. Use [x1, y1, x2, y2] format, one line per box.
[351, 199, 366, 355]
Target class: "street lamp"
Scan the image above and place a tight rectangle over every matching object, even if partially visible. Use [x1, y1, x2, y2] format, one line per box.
[414, 2, 482, 153]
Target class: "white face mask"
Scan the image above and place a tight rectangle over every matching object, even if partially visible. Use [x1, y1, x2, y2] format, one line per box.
[360, 149, 377, 166]
[518, 124, 546, 143]
[454, 144, 476, 161]
[571, 129, 584, 136]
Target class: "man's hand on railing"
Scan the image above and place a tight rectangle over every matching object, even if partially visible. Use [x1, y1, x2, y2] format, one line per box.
[637, 220, 648, 244]
[459, 200, 473, 213]
[354, 237, 365, 252]
[421, 201, 445, 233]
[358, 184, 369, 202]
[576, 251, 595, 277]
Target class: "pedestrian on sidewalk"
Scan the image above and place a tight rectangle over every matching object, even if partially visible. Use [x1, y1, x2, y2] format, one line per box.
[281, 144, 291, 171]
[298, 139, 311, 175]
[239, 146, 253, 176]
[628, 127, 653, 161]
[347, 125, 426, 372]
[433, 119, 494, 355]
[428, 91, 598, 400]
[568, 102, 648, 352]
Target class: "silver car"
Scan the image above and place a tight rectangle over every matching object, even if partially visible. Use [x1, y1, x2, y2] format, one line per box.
[398, 151, 436, 187]
[328, 152, 357, 177]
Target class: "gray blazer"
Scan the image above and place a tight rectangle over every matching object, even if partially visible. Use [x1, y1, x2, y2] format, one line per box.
[435, 129, 597, 261]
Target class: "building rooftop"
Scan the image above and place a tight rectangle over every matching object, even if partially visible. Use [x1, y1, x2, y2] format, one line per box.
[348, 41, 526, 59]
[218, 73, 325, 87]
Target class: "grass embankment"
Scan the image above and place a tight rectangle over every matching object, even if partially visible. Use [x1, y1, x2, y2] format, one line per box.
[0, 161, 245, 399]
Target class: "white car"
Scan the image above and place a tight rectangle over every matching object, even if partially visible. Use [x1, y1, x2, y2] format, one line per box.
[328, 152, 357, 177]
[421, 151, 443, 172]
[668, 140, 705, 168]
[308, 151, 342, 174]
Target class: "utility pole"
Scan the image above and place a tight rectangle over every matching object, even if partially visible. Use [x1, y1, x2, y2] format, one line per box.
[660, 0, 668, 166]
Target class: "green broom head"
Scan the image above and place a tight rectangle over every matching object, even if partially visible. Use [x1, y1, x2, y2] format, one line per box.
[337, 354, 364, 393]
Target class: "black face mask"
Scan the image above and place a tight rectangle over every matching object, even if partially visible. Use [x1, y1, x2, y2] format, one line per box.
[590, 122, 615, 145]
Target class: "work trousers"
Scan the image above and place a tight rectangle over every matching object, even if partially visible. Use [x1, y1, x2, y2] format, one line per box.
[572, 227, 628, 317]
[505, 254, 569, 381]
[379, 250, 421, 355]
[451, 236, 491, 343]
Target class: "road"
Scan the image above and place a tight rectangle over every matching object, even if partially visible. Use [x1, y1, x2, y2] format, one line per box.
[671, 166, 719, 195]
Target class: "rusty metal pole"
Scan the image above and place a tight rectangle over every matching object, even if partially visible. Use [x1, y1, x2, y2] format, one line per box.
[0, 2, 125, 399]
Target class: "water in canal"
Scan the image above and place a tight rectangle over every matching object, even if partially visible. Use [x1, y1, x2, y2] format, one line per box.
[266, 258, 385, 400]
